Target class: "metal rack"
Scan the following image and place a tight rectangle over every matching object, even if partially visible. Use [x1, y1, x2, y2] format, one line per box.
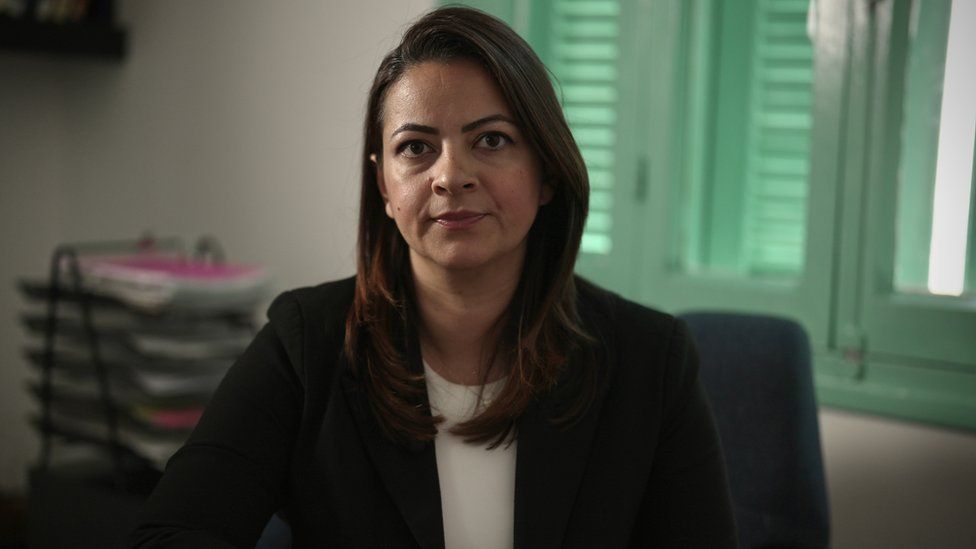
[30, 234, 244, 490]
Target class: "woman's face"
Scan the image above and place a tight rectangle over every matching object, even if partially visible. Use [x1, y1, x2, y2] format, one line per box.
[375, 60, 552, 277]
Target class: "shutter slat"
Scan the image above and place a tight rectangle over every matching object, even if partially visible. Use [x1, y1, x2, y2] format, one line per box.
[573, 127, 617, 147]
[763, 67, 813, 85]
[588, 169, 615, 189]
[586, 212, 612, 232]
[556, 1, 621, 18]
[555, 42, 619, 61]
[553, 20, 619, 40]
[580, 148, 614, 169]
[561, 84, 618, 103]
[756, 178, 809, 197]
[564, 105, 618, 125]
[551, 62, 618, 82]
[759, 111, 812, 130]
[580, 233, 613, 254]
[763, 88, 813, 107]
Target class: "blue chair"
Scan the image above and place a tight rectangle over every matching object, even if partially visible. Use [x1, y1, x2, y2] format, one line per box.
[680, 312, 831, 549]
[256, 513, 291, 549]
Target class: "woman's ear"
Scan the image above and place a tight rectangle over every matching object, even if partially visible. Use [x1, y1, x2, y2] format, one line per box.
[371, 154, 395, 219]
[540, 181, 555, 206]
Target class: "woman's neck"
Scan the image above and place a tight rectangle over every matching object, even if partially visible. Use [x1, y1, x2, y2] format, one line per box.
[411, 255, 522, 386]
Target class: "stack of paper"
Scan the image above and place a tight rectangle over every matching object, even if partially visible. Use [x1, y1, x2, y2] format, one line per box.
[78, 254, 270, 313]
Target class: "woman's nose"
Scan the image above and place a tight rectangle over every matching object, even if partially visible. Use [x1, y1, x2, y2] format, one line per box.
[431, 148, 477, 195]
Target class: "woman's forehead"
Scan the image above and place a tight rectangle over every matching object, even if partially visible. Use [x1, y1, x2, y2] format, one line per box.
[381, 60, 514, 135]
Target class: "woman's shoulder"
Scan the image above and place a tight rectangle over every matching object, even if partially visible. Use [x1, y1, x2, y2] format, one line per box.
[267, 276, 357, 325]
[575, 276, 697, 390]
[260, 276, 356, 371]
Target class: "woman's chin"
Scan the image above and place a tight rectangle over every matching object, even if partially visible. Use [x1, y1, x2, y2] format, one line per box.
[430, 253, 494, 272]
[410, 247, 522, 277]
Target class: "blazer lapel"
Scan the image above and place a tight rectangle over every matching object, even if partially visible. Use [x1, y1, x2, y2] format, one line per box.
[339, 359, 445, 549]
[340, 366, 606, 549]
[513, 378, 609, 549]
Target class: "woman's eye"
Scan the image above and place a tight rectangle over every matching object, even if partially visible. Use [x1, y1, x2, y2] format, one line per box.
[399, 141, 431, 158]
[477, 132, 511, 151]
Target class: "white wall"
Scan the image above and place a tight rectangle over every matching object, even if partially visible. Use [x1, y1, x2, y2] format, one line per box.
[58, 0, 436, 290]
[0, 0, 433, 492]
[0, 53, 69, 493]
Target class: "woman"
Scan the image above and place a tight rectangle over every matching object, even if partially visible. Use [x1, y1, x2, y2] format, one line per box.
[131, 7, 736, 548]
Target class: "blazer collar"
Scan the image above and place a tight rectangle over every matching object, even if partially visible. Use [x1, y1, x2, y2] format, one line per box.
[340, 353, 610, 549]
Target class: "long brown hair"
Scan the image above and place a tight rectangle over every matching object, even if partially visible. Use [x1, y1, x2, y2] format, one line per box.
[345, 6, 598, 447]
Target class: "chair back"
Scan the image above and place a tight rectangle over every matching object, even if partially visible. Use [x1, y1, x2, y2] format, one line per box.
[680, 312, 830, 549]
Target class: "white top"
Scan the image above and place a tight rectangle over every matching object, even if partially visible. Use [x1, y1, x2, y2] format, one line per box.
[424, 362, 517, 549]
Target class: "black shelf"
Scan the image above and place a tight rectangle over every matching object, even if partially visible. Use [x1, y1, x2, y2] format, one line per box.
[0, 16, 126, 59]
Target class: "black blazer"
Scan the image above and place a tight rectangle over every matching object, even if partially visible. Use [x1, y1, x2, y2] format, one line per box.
[130, 277, 736, 548]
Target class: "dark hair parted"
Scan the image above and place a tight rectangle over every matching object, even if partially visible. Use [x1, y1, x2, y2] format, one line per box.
[345, 6, 599, 447]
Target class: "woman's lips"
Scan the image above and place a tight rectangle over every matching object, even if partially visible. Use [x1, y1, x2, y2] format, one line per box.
[433, 211, 486, 229]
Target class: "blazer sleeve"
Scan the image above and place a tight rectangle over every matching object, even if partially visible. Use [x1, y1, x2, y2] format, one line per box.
[633, 319, 738, 548]
[128, 294, 306, 548]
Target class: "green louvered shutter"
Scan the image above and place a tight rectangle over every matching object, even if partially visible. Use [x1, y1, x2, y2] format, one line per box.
[741, 0, 814, 275]
[546, 0, 622, 255]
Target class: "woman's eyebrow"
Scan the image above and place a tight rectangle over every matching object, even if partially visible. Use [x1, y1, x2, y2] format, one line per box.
[461, 114, 515, 133]
[389, 114, 516, 139]
[390, 123, 438, 138]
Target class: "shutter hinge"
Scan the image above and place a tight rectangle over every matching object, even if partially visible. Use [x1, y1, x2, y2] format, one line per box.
[839, 324, 868, 379]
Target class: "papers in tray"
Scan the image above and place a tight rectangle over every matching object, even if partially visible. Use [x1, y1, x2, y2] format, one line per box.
[30, 382, 205, 433]
[20, 314, 253, 361]
[24, 345, 232, 399]
[30, 371, 214, 469]
[127, 331, 252, 360]
[75, 254, 271, 313]
[18, 306, 253, 339]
